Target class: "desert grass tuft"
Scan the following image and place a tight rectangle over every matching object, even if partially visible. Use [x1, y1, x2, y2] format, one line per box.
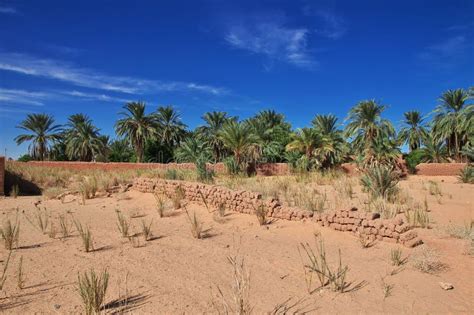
[217, 203, 226, 217]
[405, 206, 430, 228]
[254, 203, 268, 226]
[299, 238, 349, 293]
[0, 251, 12, 290]
[77, 269, 109, 315]
[380, 277, 393, 299]
[59, 215, 72, 238]
[153, 192, 166, 218]
[185, 208, 203, 239]
[0, 217, 20, 250]
[172, 186, 186, 210]
[141, 219, 153, 241]
[445, 221, 473, 240]
[17, 256, 26, 290]
[48, 222, 57, 239]
[115, 210, 130, 238]
[390, 248, 406, 266]
[358, 234, 374, 249]
[74, 220, 94, 252]
[360, 165, 399, 201]
[411, 246, 447, 274]
[212, 254, 252, 314]
[128, 235, 143, 248]
[10, 184, 19, 198]
[428, 181, 442, 196]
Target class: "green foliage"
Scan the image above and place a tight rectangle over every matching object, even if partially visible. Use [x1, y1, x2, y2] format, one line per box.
[360, 165, 399, 201]
[458, 165, 474, 184]
[404, 149, 425, 174]
[17, 154, 33, 162]
[108, 139, 135, 162]
[223, 156, 241, 175]
[64, 114, 106, 161]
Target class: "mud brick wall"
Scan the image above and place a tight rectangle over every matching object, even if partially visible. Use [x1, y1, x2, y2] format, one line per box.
[0, 156, 4, 195]
[416, 163, 467, 176]
[133, 177, 422, 247]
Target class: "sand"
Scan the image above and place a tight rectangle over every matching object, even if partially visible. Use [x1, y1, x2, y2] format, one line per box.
[0, 175, 472, 314]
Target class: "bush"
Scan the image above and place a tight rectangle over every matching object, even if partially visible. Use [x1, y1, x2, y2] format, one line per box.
[223, 157, 241, 175]
[17, 154, 33, 162]
[404, 149, 424, 174]
[360, 165, 399, 201]
[77, 269, 109, 315]
[458, 165, 474, 184]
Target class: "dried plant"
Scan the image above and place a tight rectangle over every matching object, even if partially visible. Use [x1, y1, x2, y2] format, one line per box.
[445, 221, 474, 240]
[153, 193, 166, 218]
[298, 238, 349, 293]
[217, 203, 226, 218]
[172, 186, 186, 210]
[390, 248, 406, 266]
[411, 246, 447, 274]
[48, 222, 57, 239]
[358, 234, 374, 248]
[198, 189, 211, 213]
[17, 256, 26, 289]
[79, 176, 98, 201]
[28, 205, 50, 234]
[360, 165, 400, 201]
[380, 277, 393, 299]
[185, 208, 203, 239]
[0, 251, 12, 290]
[428, 181, 442, 196]
[141, 219, 153, 241]
[59, 215, 72, 238]
[405, 206, 430, 228]
[254, 204, 268, 226]
[10, 184, 19, 198]
[115, 210, 130, 238]
[0, 217, 20, 250]
[77, 269, 109, 315]
[128, 235, 142, 248]
[212, 254, 252, 314]
[74, 220, 94, 253]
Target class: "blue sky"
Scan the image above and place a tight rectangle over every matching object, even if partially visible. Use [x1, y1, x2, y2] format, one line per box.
[0, 0, 472, 158]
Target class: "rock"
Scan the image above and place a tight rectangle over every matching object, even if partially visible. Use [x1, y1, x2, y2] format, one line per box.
[439, 282, 454, 290]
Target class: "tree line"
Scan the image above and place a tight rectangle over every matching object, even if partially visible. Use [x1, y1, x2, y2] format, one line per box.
[14, 88, 473, 173]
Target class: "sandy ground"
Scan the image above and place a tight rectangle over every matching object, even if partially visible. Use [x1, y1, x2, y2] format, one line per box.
[0, 175, 472, 314]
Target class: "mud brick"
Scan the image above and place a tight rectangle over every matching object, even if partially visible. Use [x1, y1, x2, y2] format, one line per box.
[404, 237, 423, 248]
[400, 230, 417, 242]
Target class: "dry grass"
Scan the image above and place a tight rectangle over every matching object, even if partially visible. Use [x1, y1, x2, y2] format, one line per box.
[115, 210, 130, 238]
[445, 221, 473, 240]
[217, 203, 226, 217]
[185, 208, 204, 239]
[390, 248, 406, 266]
[153, 192, 167, 218]
[17, 256, 26, 290]
[212, 254, 252, 314]
[0, 251, 12, 290]
[59, 215, 72, 238]
[254, 204, 268, 226]
[299, 237, 349, 293]
[405, 206, 430, 228]
[411, 246, 447, 274]
[141, 219, 153, 241]
[380, 277, 393, 299]
[77, 269, 109, 315]
[0, 217, 20, 250]
[428, 181, 442, 196]
[172, 186, 186, 210]
[74, 220, 94, 252]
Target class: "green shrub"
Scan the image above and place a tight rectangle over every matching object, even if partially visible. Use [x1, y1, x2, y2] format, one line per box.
[458, 165, 474, 184]
[223, 157, 241, 175]
[404, 149, 424, 174]
[77, 269, 109, 315]
[360, 165, 399, 201]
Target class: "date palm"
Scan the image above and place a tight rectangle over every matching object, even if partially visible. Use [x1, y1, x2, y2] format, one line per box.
[15, 113, 62, 160]
[432, 89, 472, 160]
[66, 119, 103, 161]
[312, 114, 348, 168]
[219, 121, 259, 166]
[398, 111, 428, 152]
[345, 100, 395, 166]
[115, 102, 157, 163]
[154, 106, 187, 147]
[286, 127, 321, 159]
[196, 111, 236, 162]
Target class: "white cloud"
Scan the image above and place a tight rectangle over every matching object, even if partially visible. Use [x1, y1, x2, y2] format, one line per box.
[0, 88, 50, 106]
[0, 52, 229, 95]
[225, 21, 315, 69]
[0, 6, 16, 14]
[418, 36, 468, 71]
[62, 90, 131, 103]
[312, 10, 346, 40]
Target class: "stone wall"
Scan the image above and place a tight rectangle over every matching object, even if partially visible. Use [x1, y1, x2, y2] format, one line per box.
[416, 163, 467, 176]
[132, 177, 422, 247]
[0, 156, 4, 195]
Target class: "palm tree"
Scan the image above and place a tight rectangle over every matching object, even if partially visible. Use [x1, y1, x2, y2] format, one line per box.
[219, 121, 259, 166]
[115, 102, 157, 163]
[65, 119, 103, 161]
[15, 113, 62, 161]
[398, 111, 428, 152]
[154, 106, 187, 148]
[108, 139, 134, 162]
[432, 89, 472, 161]
[420, 136, 448, 163]
[175, 137, 212, 164]
[312, 114, 339, 136]
[286, 128, 321, 159]
[196, 111, 236, 162]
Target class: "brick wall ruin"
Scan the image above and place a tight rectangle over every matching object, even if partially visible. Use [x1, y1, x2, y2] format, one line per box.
[416, 163, 467, 176]
[133, 177, 422, 247]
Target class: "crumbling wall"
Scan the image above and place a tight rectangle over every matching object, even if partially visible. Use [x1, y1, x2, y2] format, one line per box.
[133, 177, 422, 247]
[0, 156, 4, 195]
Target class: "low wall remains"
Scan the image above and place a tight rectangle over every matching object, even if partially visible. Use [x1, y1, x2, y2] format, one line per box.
[133, 177, 422, 247]
[415, 163, 467, 176]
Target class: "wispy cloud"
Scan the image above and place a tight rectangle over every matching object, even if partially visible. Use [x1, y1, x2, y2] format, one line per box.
[61, 90, 131, 103]
[225, 20, 315, 69]
[0, 6, 16, 14]
[418, 35, 469, 71]
[0, 88, 50, 106]
[302, 4, 346, 40]
[0, 52, 229, 95]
